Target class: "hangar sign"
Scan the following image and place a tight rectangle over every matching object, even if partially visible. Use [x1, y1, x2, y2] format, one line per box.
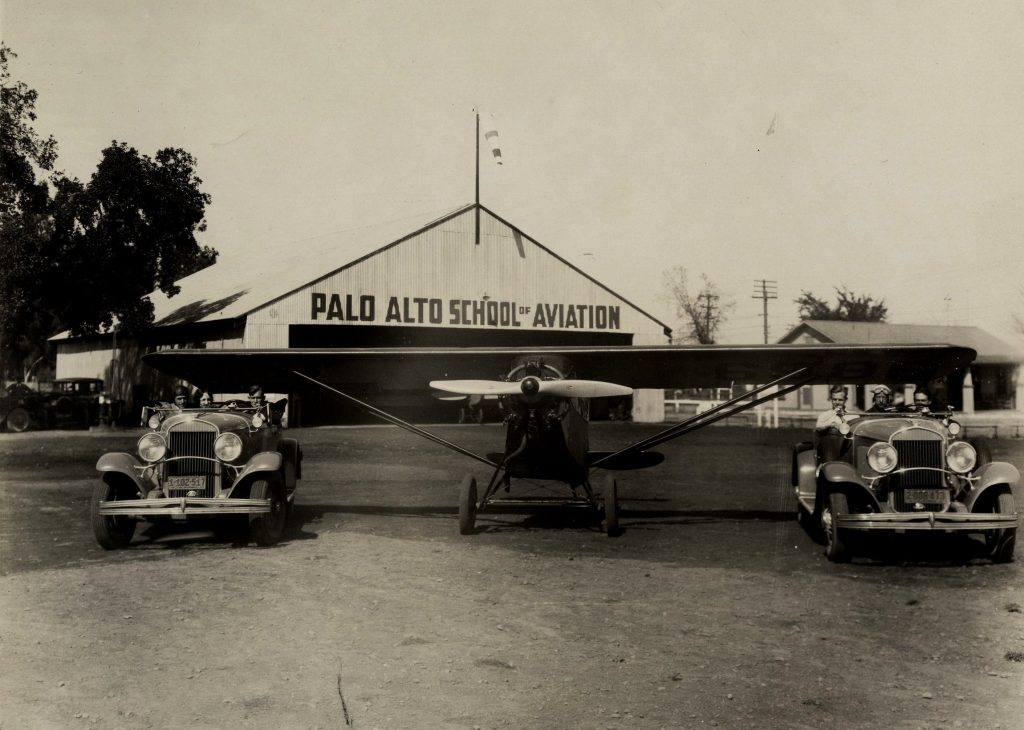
[311, 293, 621, 331]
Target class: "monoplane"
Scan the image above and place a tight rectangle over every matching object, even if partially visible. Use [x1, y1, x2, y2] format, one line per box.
[145, 343, 975, 535]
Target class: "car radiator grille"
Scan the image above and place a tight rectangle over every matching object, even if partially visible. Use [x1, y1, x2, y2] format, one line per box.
[889, 439, 947, 512]
[166, 421, 217, 498]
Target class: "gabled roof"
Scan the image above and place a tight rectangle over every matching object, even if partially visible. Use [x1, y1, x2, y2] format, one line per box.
[52, 202, 669, 340]
[779, 320, 1024, 365]
[151, 204, 473, 327]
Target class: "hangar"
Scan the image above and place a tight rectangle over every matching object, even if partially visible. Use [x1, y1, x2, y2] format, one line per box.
[52, 204, 671, 424]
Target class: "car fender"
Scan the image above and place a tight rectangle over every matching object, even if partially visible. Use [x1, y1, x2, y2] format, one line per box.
[964, 462, 1021, 511]
[236, 451, 283, 484]
[278, 437, 301, 489]
[818, 462, 880, 510]
[95, 452, 147, 492]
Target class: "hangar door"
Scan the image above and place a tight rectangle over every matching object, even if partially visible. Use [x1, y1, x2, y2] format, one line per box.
[288, 324, 632, 348]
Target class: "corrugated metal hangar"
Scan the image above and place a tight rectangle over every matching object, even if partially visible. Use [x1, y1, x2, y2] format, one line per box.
[53, 204, 671, 424]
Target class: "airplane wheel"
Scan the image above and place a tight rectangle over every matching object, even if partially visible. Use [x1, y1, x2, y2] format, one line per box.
[458, 474, 477, 535]
[603, 475, 620, 537]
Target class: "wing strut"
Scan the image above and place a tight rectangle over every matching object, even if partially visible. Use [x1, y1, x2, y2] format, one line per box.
[291, 370, 500, 468]
[591, 367, 813, 468]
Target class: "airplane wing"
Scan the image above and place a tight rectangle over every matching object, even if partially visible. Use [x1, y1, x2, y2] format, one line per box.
[143, 343, 975, 392]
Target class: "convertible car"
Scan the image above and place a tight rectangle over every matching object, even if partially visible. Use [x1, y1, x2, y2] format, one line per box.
[792, 410, 1019, 563]
[91, 399, 301, 548]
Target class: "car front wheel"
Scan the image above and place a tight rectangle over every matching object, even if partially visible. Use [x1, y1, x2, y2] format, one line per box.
[986, 490, 1016, 563]
[822, 491, 852, 563]
[90, 481, 137, 550]
[250, 479, 287, 546]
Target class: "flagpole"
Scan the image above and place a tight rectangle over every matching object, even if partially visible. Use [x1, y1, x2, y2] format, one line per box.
[475, 110, 480, 244]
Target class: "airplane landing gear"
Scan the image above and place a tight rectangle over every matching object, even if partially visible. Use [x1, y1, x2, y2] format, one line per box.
[459, 474, 478, 535]
[603, 475, 620, 537]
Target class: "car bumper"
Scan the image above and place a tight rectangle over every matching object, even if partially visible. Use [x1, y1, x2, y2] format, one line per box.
[837, 512, 1019, 531]
[98, 497, 271, 517]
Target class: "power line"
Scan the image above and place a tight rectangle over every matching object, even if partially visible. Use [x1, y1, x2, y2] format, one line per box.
[751, 279, 778, 344]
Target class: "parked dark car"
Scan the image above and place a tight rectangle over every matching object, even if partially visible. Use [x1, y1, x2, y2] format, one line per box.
[792, 411, 1019, 562]
[0, 383, 48, 432]
[92, 398, 301, 548]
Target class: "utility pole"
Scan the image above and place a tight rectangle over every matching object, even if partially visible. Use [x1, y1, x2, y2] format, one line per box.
[699, 292, 718, 343]
[751, 279, 778, 344]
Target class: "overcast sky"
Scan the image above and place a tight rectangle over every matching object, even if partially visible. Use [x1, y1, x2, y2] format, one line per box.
[5, 1, 1023, 344]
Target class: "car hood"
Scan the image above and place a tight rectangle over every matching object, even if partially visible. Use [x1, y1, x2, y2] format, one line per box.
[848, 414, 951, 440]
[160, 411, 255, 433]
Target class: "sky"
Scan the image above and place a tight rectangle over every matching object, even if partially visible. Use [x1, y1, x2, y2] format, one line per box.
[4, 0, 1023, 345]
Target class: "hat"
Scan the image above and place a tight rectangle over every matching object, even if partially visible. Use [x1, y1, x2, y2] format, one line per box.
[174, 385, 190, 397]
[871, 385, 892, 396]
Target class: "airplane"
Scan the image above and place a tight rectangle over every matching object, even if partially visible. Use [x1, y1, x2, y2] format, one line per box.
[144, 343, 975, 535]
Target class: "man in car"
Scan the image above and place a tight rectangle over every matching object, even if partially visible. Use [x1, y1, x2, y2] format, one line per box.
[815, 386, 857, 434]
[815, 386, 858, 461]
[907, 387, 933, 413]
[248, 385, 266, 408]
[170, 385, 190, 411]
[867, 385, 897, 413]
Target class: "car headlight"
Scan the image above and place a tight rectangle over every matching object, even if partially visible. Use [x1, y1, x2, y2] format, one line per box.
[946, 420, 962, 436]
[214, 432, 243, 462]
[946, 441, 977, 474]
[251, 412, 266, 428]
[137, 433, 167, 463]
[867, 442, 898, 473]
[147, 413, 162, 429]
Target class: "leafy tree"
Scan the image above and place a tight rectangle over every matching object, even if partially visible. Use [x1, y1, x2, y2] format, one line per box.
[795, 286, 888, 322]
[47, 142, 217, 335]
[0, 45, 60, 379]
[662, 266, 735, 344]
[1, 45, 216, 378]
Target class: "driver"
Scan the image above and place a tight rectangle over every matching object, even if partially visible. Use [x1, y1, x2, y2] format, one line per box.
[170, 385, 190, 411]
[867, 385, 897, 413]
[248, 385, 266, 408]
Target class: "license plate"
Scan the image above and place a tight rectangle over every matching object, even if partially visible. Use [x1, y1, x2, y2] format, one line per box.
[903, 488, 946, 503]
[165, 476, 207, 489]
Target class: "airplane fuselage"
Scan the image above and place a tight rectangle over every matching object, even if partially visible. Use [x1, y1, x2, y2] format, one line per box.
[500, 394, 590, 484]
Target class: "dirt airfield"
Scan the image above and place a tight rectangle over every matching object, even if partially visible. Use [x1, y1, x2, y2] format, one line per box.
[1, 423, 1022, 729]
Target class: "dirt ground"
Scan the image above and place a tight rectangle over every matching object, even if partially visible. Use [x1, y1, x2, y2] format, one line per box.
[1, 423, 1022, 729]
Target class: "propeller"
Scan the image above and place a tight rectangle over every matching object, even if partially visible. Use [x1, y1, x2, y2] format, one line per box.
[430, 378, 633, 399]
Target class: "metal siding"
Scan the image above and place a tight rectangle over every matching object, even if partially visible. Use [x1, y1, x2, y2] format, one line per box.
[248, 208, 665, 341]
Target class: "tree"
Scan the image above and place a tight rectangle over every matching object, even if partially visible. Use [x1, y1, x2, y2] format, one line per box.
[662, 266, 735, 344]
[0, 45, 60, 379]
[0, 45, 216, 378]
[47, 142, 217, 335]
[795, 286, 888, 322]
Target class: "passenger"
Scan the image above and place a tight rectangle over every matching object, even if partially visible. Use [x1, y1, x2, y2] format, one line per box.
[815, 386, 857, 461]
[198, 391, 213, 408]
[815, 386, 857, 434]
[866, 385, 897, 413]
[907, 387, 933, 413]
[171, 385, 190, 411]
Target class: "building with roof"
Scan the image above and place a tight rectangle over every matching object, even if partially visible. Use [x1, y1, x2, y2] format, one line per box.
[777, 320, 1024, 413]
[53, 204, 671, 423]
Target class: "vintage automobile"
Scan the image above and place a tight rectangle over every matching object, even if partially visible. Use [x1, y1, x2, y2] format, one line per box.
[792, 410, 1019, 563]
[1, 382, 47, 432]
[91, 398, 301, 549]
